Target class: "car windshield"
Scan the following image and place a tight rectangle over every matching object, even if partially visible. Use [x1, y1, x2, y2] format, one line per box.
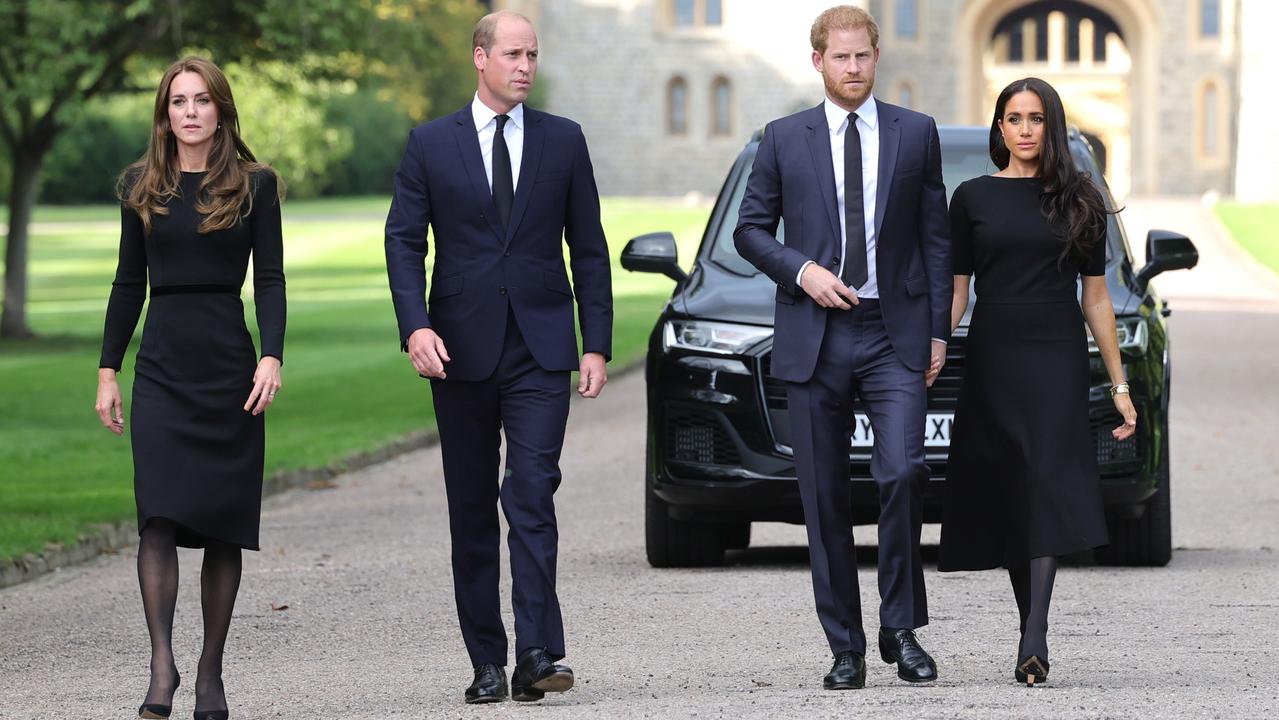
[706, 133, 1127, 276]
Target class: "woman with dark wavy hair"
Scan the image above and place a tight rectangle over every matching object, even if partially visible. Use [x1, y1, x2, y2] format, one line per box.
[937, 77, 1136, 686]
[94, 56, 285, 720]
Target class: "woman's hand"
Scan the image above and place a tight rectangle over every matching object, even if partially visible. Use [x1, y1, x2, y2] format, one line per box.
[1112, 391, 1137, 440]
[96, 369, 125, 436]
[245, 356, 282, 416]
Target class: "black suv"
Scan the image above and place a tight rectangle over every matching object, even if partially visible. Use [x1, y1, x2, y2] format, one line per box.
[622, 126, 1198, 568]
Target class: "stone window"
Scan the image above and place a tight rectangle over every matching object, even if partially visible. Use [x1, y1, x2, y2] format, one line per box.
[668, 76, 689, 136]
[895, 0, 918, 39]
[896, 80, 916, 109]
[674, 0, 695, 27]
[669, 0, 722, 29]
[1199, 0, 1220, 38]
[706, 0, 723, 26]
[711, 77, 733, 136]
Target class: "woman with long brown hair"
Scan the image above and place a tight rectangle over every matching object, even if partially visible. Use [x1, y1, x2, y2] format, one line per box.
[95, 56, 285, 720]
[938, 77, 1136, 686]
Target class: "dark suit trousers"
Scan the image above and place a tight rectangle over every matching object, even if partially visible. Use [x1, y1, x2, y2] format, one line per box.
[786, 300, 929, 655]
[430, 310, 571, 666]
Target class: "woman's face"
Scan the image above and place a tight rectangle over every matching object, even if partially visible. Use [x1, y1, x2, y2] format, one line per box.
[167, 71, 219, 151]
[999, 90, 1046, 166]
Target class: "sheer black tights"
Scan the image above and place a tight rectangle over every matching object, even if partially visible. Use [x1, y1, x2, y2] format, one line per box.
[1008, 556, 1058, 663]
[137, 519, 242, 712]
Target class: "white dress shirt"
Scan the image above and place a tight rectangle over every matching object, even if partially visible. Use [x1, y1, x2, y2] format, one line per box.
[471, 93, 524, 193]
[797, 95, 881, 299]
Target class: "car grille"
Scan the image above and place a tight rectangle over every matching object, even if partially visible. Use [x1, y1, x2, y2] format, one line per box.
[1091, 410, 1140, 463]
[759, 339, 1139, 467]
[666, 407, 741, 465]
[760, 336, 967, 411]
[759, 335, 967, 450]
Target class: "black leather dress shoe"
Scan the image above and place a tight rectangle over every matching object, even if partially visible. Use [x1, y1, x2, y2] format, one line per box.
[822, 651, 866, 690]
[464, 664, 509, 704]
[878, 628, 938, 683]
[511, 649, 574, 702]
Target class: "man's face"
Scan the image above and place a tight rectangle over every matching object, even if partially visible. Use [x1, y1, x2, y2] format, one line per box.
[813, 27, 878, 111]
[475, 17, 538, 111]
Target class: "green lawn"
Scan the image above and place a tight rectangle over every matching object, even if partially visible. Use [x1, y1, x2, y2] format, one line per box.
[0, 197, 709, 561]
[1216, 202, 1279, 275]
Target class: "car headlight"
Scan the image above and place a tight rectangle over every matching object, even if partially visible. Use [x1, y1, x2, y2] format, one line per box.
[663, 320, 773, 355]
[1088, 316, 1148, 354]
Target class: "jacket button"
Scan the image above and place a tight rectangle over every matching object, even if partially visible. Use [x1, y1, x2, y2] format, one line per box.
[499, 286, 507, 295]
[833, 256, 840, 263]
[504, 250, 511, 257]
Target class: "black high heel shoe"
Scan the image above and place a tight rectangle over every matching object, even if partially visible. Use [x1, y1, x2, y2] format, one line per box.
[138, 670, 180, 719]
[192, 712, 228, 720]
[1014, 655, 1050, 686]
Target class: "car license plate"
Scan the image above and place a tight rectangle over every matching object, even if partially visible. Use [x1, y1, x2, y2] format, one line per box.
[850, 413, 953, 448]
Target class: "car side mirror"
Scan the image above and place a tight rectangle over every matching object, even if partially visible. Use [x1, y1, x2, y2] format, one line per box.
[1135, 230, 1198, 291]
[621, 232, 688, 282]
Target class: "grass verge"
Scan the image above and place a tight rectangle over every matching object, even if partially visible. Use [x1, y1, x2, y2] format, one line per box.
[0, 196, 708, 561]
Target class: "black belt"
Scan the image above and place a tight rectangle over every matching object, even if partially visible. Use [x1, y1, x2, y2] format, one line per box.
[150, 284, 240, 296]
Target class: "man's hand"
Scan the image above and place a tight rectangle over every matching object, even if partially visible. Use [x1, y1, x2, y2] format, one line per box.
[799, 264, 859, 310]
[925, 339, 947, 387]
[578, 352, 607, 398]
[408, 327, 450, 378]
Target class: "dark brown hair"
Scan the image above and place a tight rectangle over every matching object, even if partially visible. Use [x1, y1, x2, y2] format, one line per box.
[990, 77, 1114, 267]
[119, 56, 281, 235]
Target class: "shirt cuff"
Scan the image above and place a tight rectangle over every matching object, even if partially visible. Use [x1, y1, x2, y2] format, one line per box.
[795, 260, 815, 289]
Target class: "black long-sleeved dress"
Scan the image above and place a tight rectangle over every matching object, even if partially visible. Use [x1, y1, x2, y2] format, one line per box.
[938, 175, 1108, 570]
[100, 169, 285, 550]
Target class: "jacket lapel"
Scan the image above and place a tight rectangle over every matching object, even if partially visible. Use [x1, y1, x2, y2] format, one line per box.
[804, 105, 842, 247]
[504, 108, 545, 248]
[452, 107, 504, 241]
[874, 104, 901, 241]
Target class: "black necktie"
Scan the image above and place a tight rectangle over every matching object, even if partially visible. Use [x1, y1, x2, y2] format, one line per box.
[841, 112, 868, 289]
[492, 114, 514, 229]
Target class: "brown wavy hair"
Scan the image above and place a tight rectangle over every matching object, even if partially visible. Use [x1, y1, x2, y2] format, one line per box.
[118, 56, 282, 235]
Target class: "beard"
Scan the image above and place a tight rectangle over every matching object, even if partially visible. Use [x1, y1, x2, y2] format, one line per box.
[824, 73, 873, 109]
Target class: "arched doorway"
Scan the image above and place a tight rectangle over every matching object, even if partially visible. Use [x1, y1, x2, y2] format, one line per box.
[956, 0, 1158, 197]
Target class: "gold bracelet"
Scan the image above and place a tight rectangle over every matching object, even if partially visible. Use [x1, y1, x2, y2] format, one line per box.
[1109, 383, 1130, 397]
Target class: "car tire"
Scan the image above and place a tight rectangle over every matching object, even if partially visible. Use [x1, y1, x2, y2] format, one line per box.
[1097, 420, 1173, 567]
[645, 481, 727, 568]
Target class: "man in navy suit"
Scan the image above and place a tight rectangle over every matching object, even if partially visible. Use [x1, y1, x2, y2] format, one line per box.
[734, 5, 951, 690]
[384, 10, 611, 704]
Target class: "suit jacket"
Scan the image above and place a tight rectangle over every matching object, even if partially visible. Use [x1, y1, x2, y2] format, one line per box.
[385, 104, 613, 382]
[733, 99, 951, 382]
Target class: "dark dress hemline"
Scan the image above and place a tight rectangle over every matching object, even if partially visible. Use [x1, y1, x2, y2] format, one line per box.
[139, 515, 261, 552]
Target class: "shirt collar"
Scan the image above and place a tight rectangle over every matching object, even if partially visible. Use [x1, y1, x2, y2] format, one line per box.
[472, 93, 524, 132]
[824, 94, 878, 133]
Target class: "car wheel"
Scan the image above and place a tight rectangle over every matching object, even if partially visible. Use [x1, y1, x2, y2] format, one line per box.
[1097, 420, 1173, 567]
[645, 463, 727, 567]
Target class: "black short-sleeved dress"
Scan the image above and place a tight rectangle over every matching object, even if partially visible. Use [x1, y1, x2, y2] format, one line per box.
[938, 175, 1108, 571]
[99, 169, 285, 550]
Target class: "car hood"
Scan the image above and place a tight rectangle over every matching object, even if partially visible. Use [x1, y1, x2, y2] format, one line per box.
[674, 259, 1147, 329]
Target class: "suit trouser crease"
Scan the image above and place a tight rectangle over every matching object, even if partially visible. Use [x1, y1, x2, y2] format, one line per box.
[431, 309, 571, 666]
[785, 303, 929, 655]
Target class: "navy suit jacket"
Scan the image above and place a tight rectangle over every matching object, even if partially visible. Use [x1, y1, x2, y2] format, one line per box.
[733, 99, 951, 382]
[385, 104, 613, 382]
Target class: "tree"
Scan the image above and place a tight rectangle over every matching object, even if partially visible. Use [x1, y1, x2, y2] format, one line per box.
[0, 0, 480, 339]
